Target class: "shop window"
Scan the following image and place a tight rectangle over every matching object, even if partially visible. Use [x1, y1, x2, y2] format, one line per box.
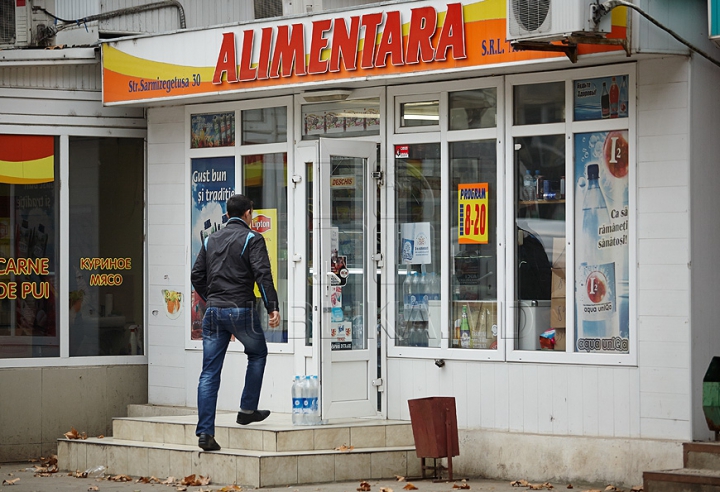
[301, 100, 380, 140]
[400, 101, 439, 128]
[242, 107, 287, 145]
[0, 135, 59, 359]
[449, 89, 497, 130]
[450, 140, 498, 350]
[513, 82, 564, 125]
[395, 143, 441, 347]
[243, 153, 288, 343]
[69, 137, 144, 356]
[514, 134, 565, 351]
[191, 112, 235, 148]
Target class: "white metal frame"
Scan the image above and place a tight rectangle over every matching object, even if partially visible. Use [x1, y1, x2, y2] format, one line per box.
[386, 76, 507, 362]
[184, 96, 295, 354]
[505, 62, 637, 366]
[0, 123, 148, 368]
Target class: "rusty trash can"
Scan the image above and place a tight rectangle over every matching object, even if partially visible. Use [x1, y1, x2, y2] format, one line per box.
[407, 396, 459, 481]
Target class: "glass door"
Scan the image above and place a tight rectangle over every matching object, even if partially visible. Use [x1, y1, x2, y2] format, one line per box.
[311, 138, 378, 419]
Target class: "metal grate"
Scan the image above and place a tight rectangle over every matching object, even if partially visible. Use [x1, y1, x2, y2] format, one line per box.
[254, 0, 282, 19]
[0, 0, 16, 44]
[511, 0, 551, 33]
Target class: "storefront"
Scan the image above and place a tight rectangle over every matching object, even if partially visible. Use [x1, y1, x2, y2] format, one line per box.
[100, 0, 720, 483]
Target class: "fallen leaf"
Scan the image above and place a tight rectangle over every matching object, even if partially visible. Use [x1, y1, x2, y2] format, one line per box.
[403, 484, 418, 490]
[567, 486, 573, 489]
[543, 484, 554, 489]
[335, 445, 355, 452]
[162, 477, 176, 485]
[219, 486, 243, 491]
[380, 488, 393, 492]
[529, 484, 544, 490]
[453, 481, 471, 490]
[2, 478, 20, 485]
[396, 476, 406, 482]
[64, 427, 80, 440]
[97, 435, 104, 439]
[358, 480, 372, 491]
[88, 486, 99, 491]
[107, 474, 132, 482]
[631, 487, 643, 492]
[512, 480, 530, 487]
[176, 487, 187, 492]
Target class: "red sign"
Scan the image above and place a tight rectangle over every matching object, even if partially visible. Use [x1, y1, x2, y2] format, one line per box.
[251, 214, 272, 234]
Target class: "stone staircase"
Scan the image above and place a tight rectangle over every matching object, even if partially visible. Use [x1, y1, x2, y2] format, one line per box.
[645, 442, 720, 492]
[57, 411, 419, 488]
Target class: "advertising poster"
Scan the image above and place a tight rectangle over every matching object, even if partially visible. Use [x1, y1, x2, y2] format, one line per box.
[190, 157, 235, 340]
[574, 75, 629, 121]
[458, 183, 489, 245]
[574, 131, 629, 353]
[190, 112, 235, 148]
[250, 208, 278, 296]
[400, 222, 432, 265]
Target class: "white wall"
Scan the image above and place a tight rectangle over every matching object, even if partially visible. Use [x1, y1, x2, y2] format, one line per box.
[689, 53, 720, 441]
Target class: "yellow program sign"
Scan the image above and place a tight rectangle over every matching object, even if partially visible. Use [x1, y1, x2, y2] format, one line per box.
[458, 183, 488, 245]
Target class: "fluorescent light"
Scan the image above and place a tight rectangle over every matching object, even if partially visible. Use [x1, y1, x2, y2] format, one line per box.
[403, 114, 440, 121]
[301, 90, 352, 103]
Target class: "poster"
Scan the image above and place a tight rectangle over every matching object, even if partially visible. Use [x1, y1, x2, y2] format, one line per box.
[190, 157, 235, 340]
[574, 131, 629, 353]
[458, 183, 489, 245]
[400, 222, 432, 265]
[574, 75, 629, 121]
[250, 208, 278, 297]
[190, 112, 235, 148]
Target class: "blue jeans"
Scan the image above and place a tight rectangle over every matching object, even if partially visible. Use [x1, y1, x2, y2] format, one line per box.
[196, 306, 268, 437]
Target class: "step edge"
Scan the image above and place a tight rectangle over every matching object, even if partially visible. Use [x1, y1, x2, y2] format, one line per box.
[644, 469, 720, 486]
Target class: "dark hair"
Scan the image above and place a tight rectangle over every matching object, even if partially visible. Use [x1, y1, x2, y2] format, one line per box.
[227, 194, 253, 218]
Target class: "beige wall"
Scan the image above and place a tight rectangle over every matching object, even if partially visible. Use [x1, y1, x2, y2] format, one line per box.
[0, 364, 147, 462]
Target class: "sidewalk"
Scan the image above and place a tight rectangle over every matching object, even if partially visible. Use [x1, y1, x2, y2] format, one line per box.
[0, 461, 615, 492]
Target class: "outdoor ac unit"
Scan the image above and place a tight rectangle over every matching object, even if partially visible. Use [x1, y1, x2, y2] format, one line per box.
[0, 0, 56, 48]
[507, 0, 612, 43]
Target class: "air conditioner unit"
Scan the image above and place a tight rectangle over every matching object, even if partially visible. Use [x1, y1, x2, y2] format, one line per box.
[0, 0, 56, 48]
[507, 0, 612, 43]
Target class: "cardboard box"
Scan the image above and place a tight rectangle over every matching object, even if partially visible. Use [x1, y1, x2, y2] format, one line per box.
[552, 237, 566, 269]
[551, 268, 566, 299]
[550, 298, 566, 328]
[554, 328, 566, 351]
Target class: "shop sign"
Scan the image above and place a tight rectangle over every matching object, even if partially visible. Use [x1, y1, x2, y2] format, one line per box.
[101, 0, 628, 105]
[330, 175, 356, 189]
[458, 182, 488, 245]
[395, 145, 409, 158]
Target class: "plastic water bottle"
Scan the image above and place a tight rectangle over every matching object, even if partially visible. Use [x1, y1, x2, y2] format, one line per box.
[402, 270, 414, 323]
[417, 271, 428, 322]
[291, 375, 304, 425]
[522, 169, 534, 200]
[307, 375, 321, 425]
[301, 375, 312, 423]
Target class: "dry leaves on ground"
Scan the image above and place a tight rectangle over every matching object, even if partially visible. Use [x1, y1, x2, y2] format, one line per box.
[2, 478, 20, 485]
[567, 486, 573, 489]
[605, 486, 622, 492]
[380, 487, 393, 492]
[512, 480, 530, 487]
[162, 477, 177, 485]
[453, 480, 471, 489]
[403, 483, 418, 490]
[336, 445, 355, 452]
[107, 474, 133, 482]
[358, 480, 372, 491]
[64, 427, 88, 440]
[631, 487, 643, 492]
[88, 486, 99, 491]
[181, 474, 211, 486]
[395, 475, 406, 482]
[219, 485, 243, 491]
[136, 476, 164, 484]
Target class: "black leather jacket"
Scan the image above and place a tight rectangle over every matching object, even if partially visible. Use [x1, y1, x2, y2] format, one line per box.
[191, 217, 279, 313]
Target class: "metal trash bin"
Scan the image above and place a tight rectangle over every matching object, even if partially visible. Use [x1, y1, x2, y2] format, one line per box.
[703, 356, 720, 440]
[407, 396, 459, 481]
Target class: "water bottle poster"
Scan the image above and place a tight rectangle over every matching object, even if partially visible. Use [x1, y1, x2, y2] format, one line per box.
[400, 222, 432, 264]
[190, 156, 235, 340]
[574, 75, 629, 121]
[574, 131, 629, 353]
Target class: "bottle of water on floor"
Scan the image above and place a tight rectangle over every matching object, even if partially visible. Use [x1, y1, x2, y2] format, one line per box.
[291, 375, 305, 425]
[301, 375, 312, 424]
[307, 375, 321, 425]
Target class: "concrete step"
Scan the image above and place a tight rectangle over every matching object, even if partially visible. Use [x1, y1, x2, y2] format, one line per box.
[58, 436, 420, 488]
[126, 404, 199, 418]
[644, 468, 720, 492]
[684, 442, 720, 471]
[112, 412, 415, 452]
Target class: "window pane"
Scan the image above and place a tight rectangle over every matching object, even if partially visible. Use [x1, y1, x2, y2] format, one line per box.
[395, 143, 441, 347]
[242, 107, 287, 145]
[243, 153, 288, 343]
[514, 82, 565, 125]
[449, 89, 497, 130]
[514, 135, 565, 351]
[450, 141, 498, 349]
[191, 112, 235, 148]
[0, 135, 59, 359]
[302, 99, 380, 140]
[400, 101, 439, 127]
[69, 137, 144, 356]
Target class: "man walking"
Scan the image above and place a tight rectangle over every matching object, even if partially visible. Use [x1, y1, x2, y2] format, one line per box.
[191, 194, 281, 451]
